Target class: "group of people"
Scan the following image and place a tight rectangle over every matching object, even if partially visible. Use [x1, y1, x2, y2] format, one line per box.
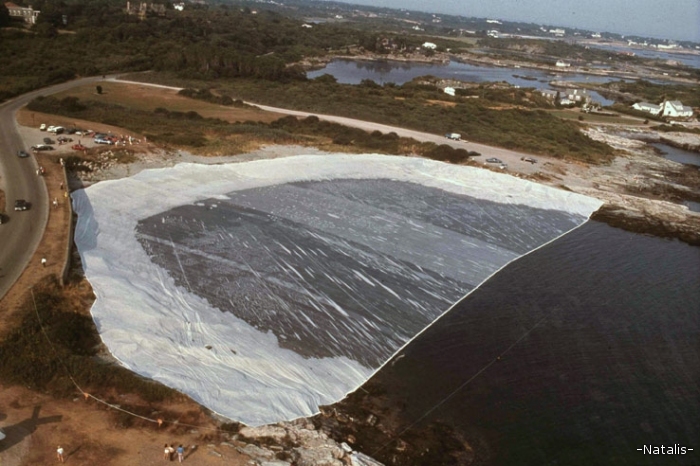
[163, 444, 186, 462]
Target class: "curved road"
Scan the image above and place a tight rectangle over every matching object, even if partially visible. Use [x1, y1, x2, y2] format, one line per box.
[0, 76, 107, 301]
[0, 76, 543, 302]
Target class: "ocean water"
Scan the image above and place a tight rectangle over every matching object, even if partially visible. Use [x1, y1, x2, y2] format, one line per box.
[367, 221, 700, 465]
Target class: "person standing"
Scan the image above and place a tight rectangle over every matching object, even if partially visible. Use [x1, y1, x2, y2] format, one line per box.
[176, 444, 184, 463]
[163, 444, 170, 460]
[57, 445, 65, 463]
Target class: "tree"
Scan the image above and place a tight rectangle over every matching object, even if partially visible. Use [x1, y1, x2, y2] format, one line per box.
[96, 85, 103, 95]
[0, 4, 10, 28]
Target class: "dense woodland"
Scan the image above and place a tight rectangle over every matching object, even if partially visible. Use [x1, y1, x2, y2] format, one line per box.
[1, 0, 386, 100]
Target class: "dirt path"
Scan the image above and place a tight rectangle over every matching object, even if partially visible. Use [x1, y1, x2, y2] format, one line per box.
[0, 385, 251, 466]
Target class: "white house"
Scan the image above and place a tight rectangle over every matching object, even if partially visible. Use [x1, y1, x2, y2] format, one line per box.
[422, 42, 437, 50]
[661, 100, 694, 118]
[538, 89, 559, 100]
[549, 28, 566, 36]
[444, 87, 455, 96]
[4, 2, 40, 24]
[555, 60, 571, 68]
[632, 102, 662, 115]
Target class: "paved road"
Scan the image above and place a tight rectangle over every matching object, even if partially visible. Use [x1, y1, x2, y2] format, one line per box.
[0, 76, 106, 301]
[114, 78, 537, 163]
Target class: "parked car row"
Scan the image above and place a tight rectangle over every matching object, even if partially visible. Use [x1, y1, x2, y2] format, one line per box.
[40, 123, 94, 136]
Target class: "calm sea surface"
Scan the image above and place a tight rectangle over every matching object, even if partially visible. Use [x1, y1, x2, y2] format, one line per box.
[649, 142, 700, 167]
[366, 221, 699, 465]
[307, 59, 628, 105]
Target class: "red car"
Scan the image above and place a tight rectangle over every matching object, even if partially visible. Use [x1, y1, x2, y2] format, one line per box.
[72, 144, 87, 151]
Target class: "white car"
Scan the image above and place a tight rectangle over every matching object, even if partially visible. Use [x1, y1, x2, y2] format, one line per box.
[0, 427, 5, 441]
[39, 123, 47, 131]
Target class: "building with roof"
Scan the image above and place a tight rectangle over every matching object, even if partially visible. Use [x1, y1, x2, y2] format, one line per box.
[661, 100, 694, 118]
[632, 102, 662, 115]
[4, 2, 40, 24]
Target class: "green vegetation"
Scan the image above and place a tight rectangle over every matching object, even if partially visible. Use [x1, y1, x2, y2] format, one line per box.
[603, 80, 700, 107]
[26, 94, 478, 163]
[172, 76, 614, 162]
[477, 38, 640, 65]
[0, 278, 177, 402]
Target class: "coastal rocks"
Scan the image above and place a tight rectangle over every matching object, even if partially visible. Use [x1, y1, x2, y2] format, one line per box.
[237, 421, 378, 466]
[583, 127, 649, 150]
[659, 131, 700, 153]
[591, 202, 700, 246]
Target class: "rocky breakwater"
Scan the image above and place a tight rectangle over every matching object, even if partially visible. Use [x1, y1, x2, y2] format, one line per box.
[223, 420, 383, 466]
[659, 131, 700, 153]
[577, 127, 700, 246]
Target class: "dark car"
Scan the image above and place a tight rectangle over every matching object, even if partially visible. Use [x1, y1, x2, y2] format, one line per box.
[43, 137, 56, 144]
[486, 157, 503, 163]
[17, 150, 29, 158]
[14, 200, 30, 211]
[521, 156, 538, 164]
[32, 144, 54, 151]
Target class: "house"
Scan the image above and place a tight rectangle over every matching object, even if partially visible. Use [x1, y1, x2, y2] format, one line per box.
[422, 42, 437, 50]
[562, 89, 590, 103]
[444, 87, 455, 96]
[538, 89, 559, 100]
[549, 28, 566, 37]
[125, 1, 166, 19]
[4, 2, 40, 24]
[661, 100, 694, 118]
[632, 102, 662, 115]
[555, 60, 571, 68]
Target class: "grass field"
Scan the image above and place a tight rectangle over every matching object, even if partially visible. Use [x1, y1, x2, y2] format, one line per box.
[51, 82, 284, 124]
[548, 109, 648, 126]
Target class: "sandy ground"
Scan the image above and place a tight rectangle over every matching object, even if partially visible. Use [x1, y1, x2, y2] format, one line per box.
[0, 385, 251, 466]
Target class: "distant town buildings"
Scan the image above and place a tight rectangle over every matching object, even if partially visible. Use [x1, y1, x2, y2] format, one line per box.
[125, 1, 166, 19]
[4, 2, 40, 24]
[549, 28, 566, 37]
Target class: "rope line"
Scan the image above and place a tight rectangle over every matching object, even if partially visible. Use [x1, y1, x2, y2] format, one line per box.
[29, 287, 226, 432]
[371, 315, 547, 457]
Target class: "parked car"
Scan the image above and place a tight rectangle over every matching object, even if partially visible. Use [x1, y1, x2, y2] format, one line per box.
[48, 126, 65, 134]
[43, 137, 55, 144]
[521, 157, 538, 164]
[486, 158, 503, 163]
[17, 149, 29, 158]
[39, 123, 47, 131]
[14, 200, 30, 211]
[57, 136, 73, 143]
[94, 138, 114, 145]
[72, 144, 87, 151]
[0, 213, 4, 225]
[31, 144, 54, 151]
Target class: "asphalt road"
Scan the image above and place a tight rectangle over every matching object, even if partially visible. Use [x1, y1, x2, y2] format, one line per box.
[114, 78, 537, 163]
[0, 76, 107, 301]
